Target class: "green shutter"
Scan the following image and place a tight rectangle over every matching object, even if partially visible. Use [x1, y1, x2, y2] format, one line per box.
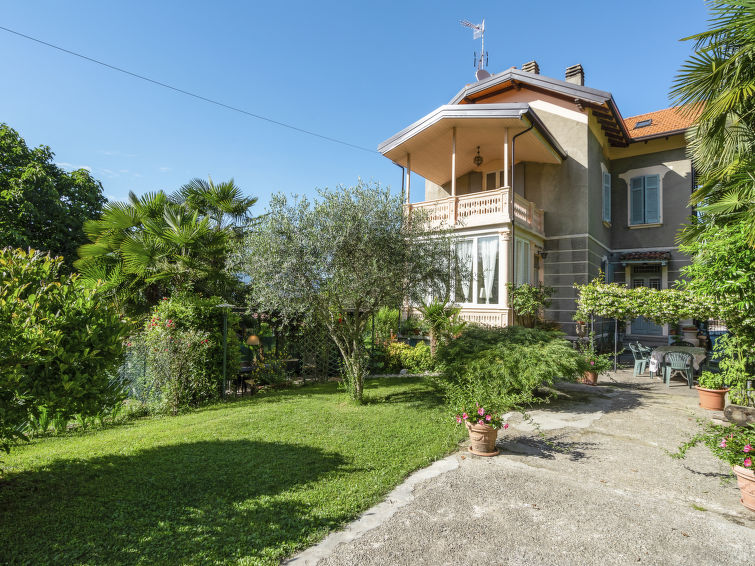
[644, 175, 660, 224]
[630, 177, 644, 224]
[602, 171, 611, 223]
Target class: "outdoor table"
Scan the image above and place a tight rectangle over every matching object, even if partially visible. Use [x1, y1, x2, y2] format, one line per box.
[648, 346, 706, 375]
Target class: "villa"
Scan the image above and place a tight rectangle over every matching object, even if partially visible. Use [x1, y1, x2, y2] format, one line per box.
[378, 62, 699, 340]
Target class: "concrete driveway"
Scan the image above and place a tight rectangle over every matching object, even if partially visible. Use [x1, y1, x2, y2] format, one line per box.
[288, 370, 754, 566]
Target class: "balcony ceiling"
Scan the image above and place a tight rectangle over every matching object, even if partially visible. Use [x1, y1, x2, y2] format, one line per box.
[378, 104, 565, 185]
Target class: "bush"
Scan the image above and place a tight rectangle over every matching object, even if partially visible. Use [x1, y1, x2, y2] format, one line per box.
[0, 248, 129, 452]
[150, 294, 240, 394]
[507, 283, 554, 328]
[374, 307, 400, 343]
[378, 342, 434, 374]
[434, 325, 583, 414]
[142, 316, 213, 414]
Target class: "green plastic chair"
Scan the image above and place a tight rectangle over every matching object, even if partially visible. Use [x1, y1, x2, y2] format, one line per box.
[629, 344, 648, 376]
[663, 352, 694, 388]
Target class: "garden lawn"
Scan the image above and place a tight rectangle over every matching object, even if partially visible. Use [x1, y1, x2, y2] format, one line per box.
[0, 377, 464, 565]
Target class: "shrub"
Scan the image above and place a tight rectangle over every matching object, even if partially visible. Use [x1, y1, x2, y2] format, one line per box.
[434, 325, 583, 414]
[247, 350, 290, 385]
[150, 294, 240, 395]
[142, 316, 213, 413]
[383, 342, 433, 374]
[507, 283, 554, 328]
[374, 307, 400, 343]
[0, 248, 128, 453]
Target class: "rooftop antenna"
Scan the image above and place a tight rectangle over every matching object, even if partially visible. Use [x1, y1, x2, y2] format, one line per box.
[460, 18, 490, 80]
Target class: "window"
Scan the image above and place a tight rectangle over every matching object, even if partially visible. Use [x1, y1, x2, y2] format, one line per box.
[455, 240, 473, 303]
[482, 170, 506, 191]
[602, 171, 611, 223]
[515, 238, 530, 285]
[477, 236, 499, 304]
[629, 174, 660, 225]
[634, 119, 652, 129]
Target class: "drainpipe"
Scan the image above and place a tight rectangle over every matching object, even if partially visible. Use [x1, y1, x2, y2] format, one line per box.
[510, 119, 534, 290]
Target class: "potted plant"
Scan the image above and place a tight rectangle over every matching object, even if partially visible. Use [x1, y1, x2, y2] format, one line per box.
[696, 371, 730, 411]
[455, 404, 509, 456]
[576, 340, 614, 385]
[674, 422, 754, 511]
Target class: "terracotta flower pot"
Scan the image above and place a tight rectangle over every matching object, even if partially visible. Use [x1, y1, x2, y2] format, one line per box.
[466, 421, 499, 456]
[732, 465, 755, 512]
[695, 386, 729, 411]
[581, 371, 598, 386]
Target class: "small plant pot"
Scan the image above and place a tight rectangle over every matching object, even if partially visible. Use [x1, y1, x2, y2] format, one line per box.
[695, 386, 729, 411]
[466, 421, 499, 456]
[581, 371, 598, 386]
[732, 465, 755, 512]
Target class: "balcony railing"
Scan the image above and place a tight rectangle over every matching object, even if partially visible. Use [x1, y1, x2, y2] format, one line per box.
[406, 187, 544, 235]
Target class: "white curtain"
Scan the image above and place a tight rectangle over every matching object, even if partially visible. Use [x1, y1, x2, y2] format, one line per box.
[457, 240, 473, 302]
[479, 237, 498, 304]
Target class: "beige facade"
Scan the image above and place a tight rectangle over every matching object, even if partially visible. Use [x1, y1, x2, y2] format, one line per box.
[378, 64, 694, 338]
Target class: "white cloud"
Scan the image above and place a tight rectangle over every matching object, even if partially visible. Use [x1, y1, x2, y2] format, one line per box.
[158, 166, 172, 173]
[55, 162, 91, 172]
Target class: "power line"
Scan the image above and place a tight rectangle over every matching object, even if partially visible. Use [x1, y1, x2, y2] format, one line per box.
[0, 25, 379, 154]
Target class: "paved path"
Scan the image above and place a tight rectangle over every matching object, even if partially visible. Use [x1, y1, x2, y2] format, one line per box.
[288, 370, 754, 566]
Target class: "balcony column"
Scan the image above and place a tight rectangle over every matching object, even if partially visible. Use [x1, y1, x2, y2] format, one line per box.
[503, 128, 510, 188]
[405, 153, 411, 204]
[499, 228, 512, 315]
[451, 127, 457, 224]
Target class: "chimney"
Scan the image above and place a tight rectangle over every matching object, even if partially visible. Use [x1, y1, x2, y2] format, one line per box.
[565, 64, 585, 86]
[521, 60, 540, 74]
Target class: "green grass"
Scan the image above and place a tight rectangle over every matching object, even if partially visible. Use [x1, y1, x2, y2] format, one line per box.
[0, 378, 464, 565]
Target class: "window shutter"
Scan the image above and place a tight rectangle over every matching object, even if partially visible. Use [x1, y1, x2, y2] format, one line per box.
[644, 175, 660, 224]
[630, 177, 644, 225]
[602, 171, 611, 222]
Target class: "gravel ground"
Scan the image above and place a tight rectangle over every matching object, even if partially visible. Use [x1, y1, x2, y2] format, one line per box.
[287, 370, 754, 566]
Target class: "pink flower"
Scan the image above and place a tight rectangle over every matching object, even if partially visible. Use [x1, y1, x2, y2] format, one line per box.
[503, 423, 509, 430]
[478, 407, 485, 416]
[456, 415, 462, 424]
[485, 414, 492, 422]
[462, 413, 468, 420]
[744, 457, 753, 468]
[478, 419, 484, 426]
[720, 439, 728, 448]
[590, 361, 595, 366]
[744, 444, 752, 453]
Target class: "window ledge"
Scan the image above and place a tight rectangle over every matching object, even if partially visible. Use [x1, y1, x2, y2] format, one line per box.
[602, 220, 612, 228]
[628, 222, 662, 229]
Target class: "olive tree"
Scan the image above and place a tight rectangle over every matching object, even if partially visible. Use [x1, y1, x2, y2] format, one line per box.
[237, 182, 456, 402]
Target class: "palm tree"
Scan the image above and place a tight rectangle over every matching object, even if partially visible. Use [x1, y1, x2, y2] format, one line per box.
[671, 1, 755, 242]
[76, 178, 255, 315]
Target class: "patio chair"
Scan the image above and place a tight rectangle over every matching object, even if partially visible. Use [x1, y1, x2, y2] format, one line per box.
[663, 351, 694, 388]
[629, 343, 649, 376]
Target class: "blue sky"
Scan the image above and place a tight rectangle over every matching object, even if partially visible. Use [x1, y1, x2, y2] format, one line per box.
[0, 1, 709, 208]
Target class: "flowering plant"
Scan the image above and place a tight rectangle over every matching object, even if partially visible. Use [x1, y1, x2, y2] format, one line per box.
[575, 339, 614, 375]
[674, 422, 754, 470]
[455, 404, 508, 430]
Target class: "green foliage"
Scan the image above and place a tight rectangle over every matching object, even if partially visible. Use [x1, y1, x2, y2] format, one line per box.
[434, 326, 583, 415]
[0, 124, 105, 268]
[671, 1, 755, 243]
[373, 306, 400, 343]
[714, 333, 754, 406]
[247, 350, 290, 385]
[76, 178, 256, 317]
[418, 299, 467, 356]
[575, 277, 712, 323]
[506, 283, 554, 328]
[382, 342, 434, 374]
[698, 371, 729, 390]
[575, 339, 615, 375]
[141, 317, 213, 414]
[238, 182, 457, 403]
[674, 421, 754, 470]
[399, 315, 428, 336]
[0, 248, 129, 453]
[0, 378, 464, 564]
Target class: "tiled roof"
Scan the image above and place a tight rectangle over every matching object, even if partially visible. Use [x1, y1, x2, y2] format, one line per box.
[619, 251, 672, 262]
[623, 106, 701, 140]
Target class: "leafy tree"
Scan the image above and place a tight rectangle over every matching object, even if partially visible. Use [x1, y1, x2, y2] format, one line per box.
[670, 1, 755, 243]
[0, 124, 105, 266]
[0, 249, 128, 453]
[238, 182, 455, 403]
[418, 299, 466, 357]
[76, 179, 256, 316]
[506, 283, 554, 328]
